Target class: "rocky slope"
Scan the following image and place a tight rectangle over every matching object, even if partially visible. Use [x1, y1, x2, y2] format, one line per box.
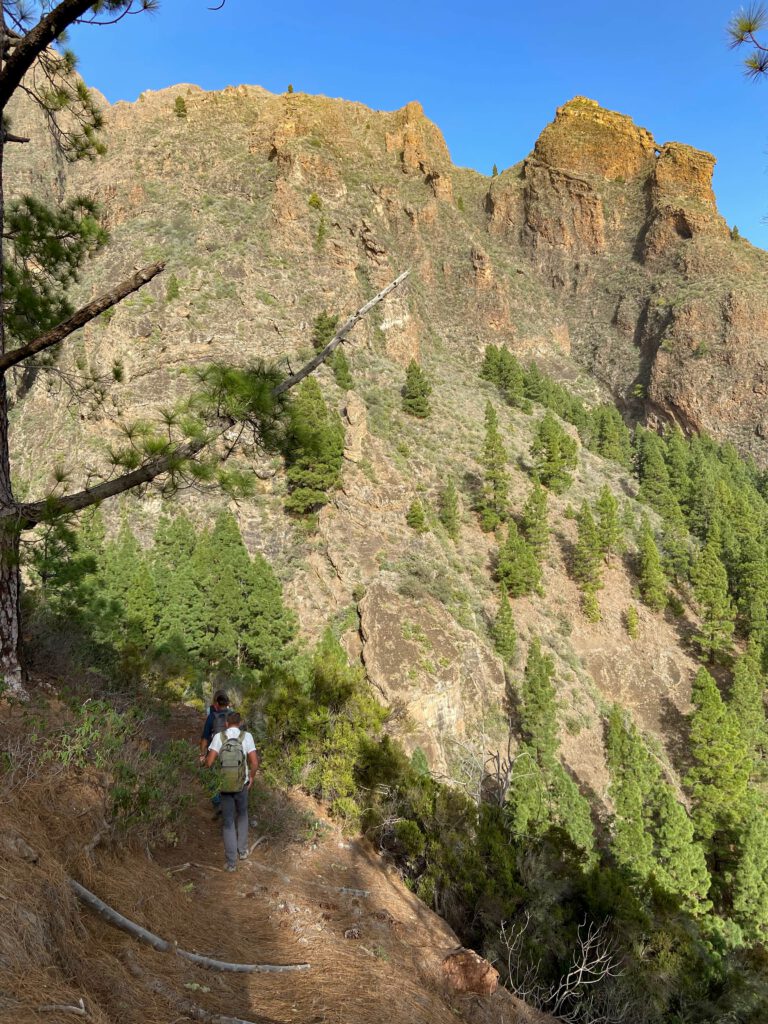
[3, 84, 760, 793]
[9, 86, 768, 457]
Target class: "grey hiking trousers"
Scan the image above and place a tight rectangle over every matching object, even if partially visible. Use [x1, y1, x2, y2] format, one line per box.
[220, 787, 249, 867]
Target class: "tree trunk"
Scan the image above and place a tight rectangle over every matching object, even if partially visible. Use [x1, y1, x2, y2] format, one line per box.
[0, 520, 22, 696]
[0, 383, 23, 697]
[0, 19, 20, 697]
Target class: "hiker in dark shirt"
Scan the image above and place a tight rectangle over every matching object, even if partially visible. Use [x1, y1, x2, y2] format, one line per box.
[199, 690, 231, 763]
[199, 690, 230, 815]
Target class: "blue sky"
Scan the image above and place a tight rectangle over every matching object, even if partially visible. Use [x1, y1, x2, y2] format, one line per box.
[70, 0, 768, 248]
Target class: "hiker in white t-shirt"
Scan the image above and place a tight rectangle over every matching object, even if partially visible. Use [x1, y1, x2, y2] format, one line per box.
[204, 710, 259, 872]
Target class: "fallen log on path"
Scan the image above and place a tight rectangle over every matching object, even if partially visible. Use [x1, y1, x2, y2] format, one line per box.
[69, 880, 310, 973]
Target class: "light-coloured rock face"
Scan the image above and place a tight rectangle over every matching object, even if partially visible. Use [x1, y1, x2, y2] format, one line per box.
[359, 577, 506, 774]
[533, 97, 656, 181]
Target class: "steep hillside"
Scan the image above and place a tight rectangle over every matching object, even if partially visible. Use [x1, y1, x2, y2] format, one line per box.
[9, 85, 768, 464]
[4, 82, 754, 789]
[6, 81, 768, 1023]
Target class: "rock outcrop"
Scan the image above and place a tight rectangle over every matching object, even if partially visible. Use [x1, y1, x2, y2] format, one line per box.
[7, 83, 768, 784]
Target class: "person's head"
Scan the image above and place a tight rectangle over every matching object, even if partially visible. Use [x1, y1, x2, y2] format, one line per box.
[226, 710, 242, 728]
[213, 690, 229, 709]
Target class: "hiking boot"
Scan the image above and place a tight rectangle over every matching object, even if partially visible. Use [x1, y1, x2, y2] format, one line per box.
[225, 863, 236, 872]
[238, 851, 248, 861]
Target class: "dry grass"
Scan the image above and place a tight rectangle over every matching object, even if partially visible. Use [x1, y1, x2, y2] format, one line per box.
[0, 696, 548, 1024]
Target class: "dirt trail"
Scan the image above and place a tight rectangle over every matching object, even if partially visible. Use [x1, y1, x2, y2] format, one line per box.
[0, 700, 549, 1024]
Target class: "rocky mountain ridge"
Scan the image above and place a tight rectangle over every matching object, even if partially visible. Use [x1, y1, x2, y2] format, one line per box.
[5, 83, 761, 790]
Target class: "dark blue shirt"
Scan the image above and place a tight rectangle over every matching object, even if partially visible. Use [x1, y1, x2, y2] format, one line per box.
[201, 705, 230, 744]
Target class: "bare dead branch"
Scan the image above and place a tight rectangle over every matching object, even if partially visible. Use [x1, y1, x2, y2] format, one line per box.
[273, 269, 410, 395]
[69, 879, 310, 973]
[0, 261, 165, 374]
[124, 953, 275, 1024]
[37, 999, 88, 1017]
[496, 915, 626, 1024]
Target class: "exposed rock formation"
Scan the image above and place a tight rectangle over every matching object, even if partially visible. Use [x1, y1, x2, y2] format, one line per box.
[6, 83, 768, 786]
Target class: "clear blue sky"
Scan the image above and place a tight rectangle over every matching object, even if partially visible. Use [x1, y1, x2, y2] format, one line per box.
[70, 0, 768, 248]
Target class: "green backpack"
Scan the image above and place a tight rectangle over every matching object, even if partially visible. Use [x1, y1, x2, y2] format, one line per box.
[217, 730, 246, 793]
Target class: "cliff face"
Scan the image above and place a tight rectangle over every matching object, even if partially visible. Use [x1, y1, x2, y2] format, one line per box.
[10, 87, 768, 455]
[4, 86, 766, 784]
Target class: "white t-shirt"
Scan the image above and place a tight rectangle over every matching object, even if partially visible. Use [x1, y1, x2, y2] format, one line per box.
[209, 727, 257, 785]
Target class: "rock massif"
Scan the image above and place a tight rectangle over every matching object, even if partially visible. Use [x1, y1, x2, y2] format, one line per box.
[10, 87, 768, 458]
[4, 85, 765, 786]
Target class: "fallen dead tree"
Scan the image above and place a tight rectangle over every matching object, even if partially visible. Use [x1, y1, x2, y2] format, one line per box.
[69, 880, 310, 974]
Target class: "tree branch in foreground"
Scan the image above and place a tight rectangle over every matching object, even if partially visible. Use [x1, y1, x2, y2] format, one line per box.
[0, 261, 166, 374]
[15, 268, 411, 525]
[0, 0, 96, 112]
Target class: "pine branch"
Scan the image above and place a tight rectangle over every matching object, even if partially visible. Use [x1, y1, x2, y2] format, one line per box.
[16, 437, 207, 525]
[0, 0, 96, 112]
[14, 268, 411, 525]
[0, 261, 165, 373]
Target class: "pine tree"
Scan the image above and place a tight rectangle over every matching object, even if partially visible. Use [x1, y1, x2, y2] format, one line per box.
[652, 783, 712, 914]
[243, 550, 298, 670]
[497, 521, 542, 597]
[692, 537, 735, 662]
[174, 95, 188, 118]
[636, 428, 676, 514]
[625, 605, 639, 639]
[479, 402, 509, 531]
[664, 426, 691, 501]
[732, 806, 768, 942]
[588, 405, 633, 467]
[189, 510, 296, 672]
[637, 516, 668, 612]
[520, 637, 558, 764]
[497, 349, 525, 407]
[438, 478, 460, 540]
[406, 498, 428, 533]
[573, 502, 603, 619]
[491, 583, 517, 663]
[150, 516, 203, 661]
[520, 480, 548, 556]
[101, 521, 156, 649]
[733, 534, 768, 639]
[480, 345, 501, 384]
[687, 667, 751, 842]
[595, 486, 624, 561]
[730, 643, 767, 766]
[530, 411, 578, 494]
[492, 163, 499, 176]
[329, 349, 353, 390]
[284, 377, 345, 515]
[660, 507, 691, 584]
[605, 706, 656, 880]
[550, 761, 596, 860]
[311, 311, 339, 351]
[402, 360, 432, 418]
